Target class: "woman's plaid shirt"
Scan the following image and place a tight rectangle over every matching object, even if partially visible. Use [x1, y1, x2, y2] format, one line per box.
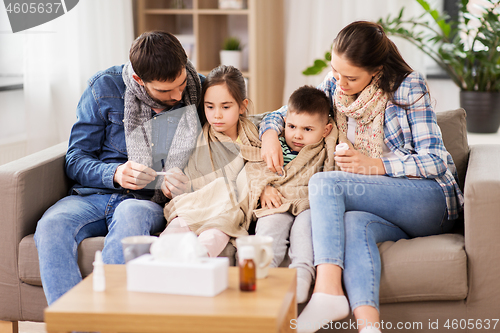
[259, 71, 464, 220]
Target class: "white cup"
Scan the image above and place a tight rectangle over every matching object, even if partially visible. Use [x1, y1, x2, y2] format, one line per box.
[236, 235, 274, 279]
[121, 235, 158, 263]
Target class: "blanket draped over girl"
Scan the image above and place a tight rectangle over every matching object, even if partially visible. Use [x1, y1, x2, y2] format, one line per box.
[163, 117, 261, 238]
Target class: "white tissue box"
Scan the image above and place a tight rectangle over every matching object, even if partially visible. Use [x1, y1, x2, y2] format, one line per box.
[126, 254, 229, 297]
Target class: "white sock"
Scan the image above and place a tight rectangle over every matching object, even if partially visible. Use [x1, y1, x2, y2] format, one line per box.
[295, 268, 313, 303]
[296, 293, 350, 333]
[296, 276, 312, 304]
[360, 326, 382, 333]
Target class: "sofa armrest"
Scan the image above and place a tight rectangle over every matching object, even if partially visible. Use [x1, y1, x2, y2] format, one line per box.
[463, 144, 500, 317]
[0, 141, 70, 255]
[0, 141, 70, 320]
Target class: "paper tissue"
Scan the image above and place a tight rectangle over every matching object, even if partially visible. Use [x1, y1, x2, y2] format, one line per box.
[126, 232, 229, 297]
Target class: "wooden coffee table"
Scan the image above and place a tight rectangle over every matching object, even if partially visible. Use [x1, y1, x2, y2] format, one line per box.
[44, 265, 297, 333]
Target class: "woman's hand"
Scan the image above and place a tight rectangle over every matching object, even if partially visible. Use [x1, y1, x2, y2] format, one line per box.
[261, 130, 284, 175]
[160, 167, 189, 199]
[260, 185, 284, 209]
[114, 161, 156, 190]
[334, 149, 386, 175]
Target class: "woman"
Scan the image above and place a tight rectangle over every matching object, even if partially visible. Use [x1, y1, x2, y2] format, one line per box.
[259, 21, 463, 333]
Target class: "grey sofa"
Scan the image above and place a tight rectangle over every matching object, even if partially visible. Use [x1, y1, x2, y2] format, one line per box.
[1, 108, 499, 333]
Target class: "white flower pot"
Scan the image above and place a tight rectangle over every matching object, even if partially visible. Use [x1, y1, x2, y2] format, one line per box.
[220, 50, 242, 69]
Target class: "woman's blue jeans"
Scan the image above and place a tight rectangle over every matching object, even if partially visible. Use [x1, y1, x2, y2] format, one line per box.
[308, 171, 453, 311]
[34, 193, 166, 305]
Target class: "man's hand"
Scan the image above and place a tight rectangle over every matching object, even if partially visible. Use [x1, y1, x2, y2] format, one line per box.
[260, 185, 284, 209]
[334, 148, 386, 175]
[261, 130, 284, 175]
[114, 161, 156, 190]
[160, 167, 189, 199]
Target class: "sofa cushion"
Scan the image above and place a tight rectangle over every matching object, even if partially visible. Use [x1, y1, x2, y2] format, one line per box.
[19, 234, 106, 286]
[19, 234, 237, 287]
[436, 108, 469, 191]
[378, 233, 468, 303]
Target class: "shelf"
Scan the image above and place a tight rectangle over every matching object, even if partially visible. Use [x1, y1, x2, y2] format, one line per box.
[136, 0, 284, 114]
[197, 9, 248, 15]
[144, 9, 194, 14]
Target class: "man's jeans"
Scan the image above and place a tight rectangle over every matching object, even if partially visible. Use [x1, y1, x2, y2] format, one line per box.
[34, 193, 166, 305]
[308, 171, 454, 311]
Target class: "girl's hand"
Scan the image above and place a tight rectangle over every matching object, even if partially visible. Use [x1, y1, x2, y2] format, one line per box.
[260, 185, 284, 209]
[261, 130, 284, 175]
[161, 167, 189, 199]
[334, 149, 386, 175]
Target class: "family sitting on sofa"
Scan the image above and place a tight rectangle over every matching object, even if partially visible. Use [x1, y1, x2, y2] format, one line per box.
[34, 21, 464, 333]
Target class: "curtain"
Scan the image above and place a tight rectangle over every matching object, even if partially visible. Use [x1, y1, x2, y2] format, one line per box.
[282, 0, 440, 104]
[23, 0, 134, 153]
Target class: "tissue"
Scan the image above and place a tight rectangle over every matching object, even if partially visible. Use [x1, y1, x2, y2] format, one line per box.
[126, 232, 229, 296]
[150, 232, 208, 262]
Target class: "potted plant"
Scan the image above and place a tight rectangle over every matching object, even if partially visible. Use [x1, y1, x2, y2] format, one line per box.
[379, 0, 500, 133]
[303, 0, 500, 133]
[220, 36, 243, 69]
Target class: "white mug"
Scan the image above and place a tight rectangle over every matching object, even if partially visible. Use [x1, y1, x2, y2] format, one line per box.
[236, 235, 274, 279]
[121, 235, 157, 263]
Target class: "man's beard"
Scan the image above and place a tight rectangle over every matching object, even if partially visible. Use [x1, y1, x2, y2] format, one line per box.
[144, 85, 182, 108]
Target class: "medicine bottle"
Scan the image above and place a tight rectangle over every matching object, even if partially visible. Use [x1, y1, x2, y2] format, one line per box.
[93, 250, 106, 292]
[239, 246, 256, 291]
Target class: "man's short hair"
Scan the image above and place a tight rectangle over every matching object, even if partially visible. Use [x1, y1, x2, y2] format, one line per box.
[129, 31, 187, 83]
[288, 85, 331, 123]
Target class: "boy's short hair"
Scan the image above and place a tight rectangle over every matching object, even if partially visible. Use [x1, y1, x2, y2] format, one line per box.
[288, 85, 331, 123]
[129, 31, 187, 83]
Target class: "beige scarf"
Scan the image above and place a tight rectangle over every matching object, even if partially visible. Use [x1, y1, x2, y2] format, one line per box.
[334, 72, 388, 158]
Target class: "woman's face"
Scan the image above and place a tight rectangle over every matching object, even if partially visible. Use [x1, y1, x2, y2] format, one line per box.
[330, 51, 379, 96]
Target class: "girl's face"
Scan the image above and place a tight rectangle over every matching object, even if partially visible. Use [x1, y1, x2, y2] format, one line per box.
[204, 83, 248, 141]
[330, 51, 380, 96]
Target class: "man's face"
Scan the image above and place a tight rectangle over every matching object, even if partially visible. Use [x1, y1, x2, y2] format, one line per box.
[135, 69, 187, 108]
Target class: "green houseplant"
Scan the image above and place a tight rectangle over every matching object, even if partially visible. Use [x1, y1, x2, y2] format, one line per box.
[222, 36, 242, 51]
[304, 0, 500, 133]
[379, 0, 500, 133]
[220, 36, 243, 69]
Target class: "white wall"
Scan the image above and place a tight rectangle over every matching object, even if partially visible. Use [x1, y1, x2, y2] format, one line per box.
[0, 7, 23, 75]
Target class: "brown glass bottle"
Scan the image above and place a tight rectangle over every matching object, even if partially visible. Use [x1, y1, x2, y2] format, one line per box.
[239, 246, 256, 291]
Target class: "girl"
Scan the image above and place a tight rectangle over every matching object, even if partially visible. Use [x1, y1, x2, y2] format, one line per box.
[259, 21, 463, 333]
[160, 65, 261, 258]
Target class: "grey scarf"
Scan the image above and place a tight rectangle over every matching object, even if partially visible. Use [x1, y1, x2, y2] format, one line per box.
[122, 61, 202, 204]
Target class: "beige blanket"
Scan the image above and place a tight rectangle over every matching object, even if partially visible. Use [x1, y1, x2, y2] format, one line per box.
[163, 117, 261, 238]
[245, 120, 347, 222]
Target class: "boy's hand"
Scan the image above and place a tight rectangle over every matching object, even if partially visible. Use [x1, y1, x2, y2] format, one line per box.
[160, 167, 189, 199]
[334, 148, 386, 175]
[260, 185, 284, 209]
[261, 130, 284, 175]
[114, 161, 156, 190]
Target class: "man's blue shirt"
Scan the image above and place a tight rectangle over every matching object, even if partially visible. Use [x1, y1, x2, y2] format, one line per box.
[65, 65, 204, 196]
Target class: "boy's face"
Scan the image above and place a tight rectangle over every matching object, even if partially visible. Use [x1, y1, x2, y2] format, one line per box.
[284, 111, 332, 152]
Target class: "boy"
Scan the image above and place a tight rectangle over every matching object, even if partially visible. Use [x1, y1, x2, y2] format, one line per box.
[246, 85, 344, 303]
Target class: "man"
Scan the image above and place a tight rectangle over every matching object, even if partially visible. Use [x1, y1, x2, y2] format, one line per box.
[34, 31, 204, 305]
